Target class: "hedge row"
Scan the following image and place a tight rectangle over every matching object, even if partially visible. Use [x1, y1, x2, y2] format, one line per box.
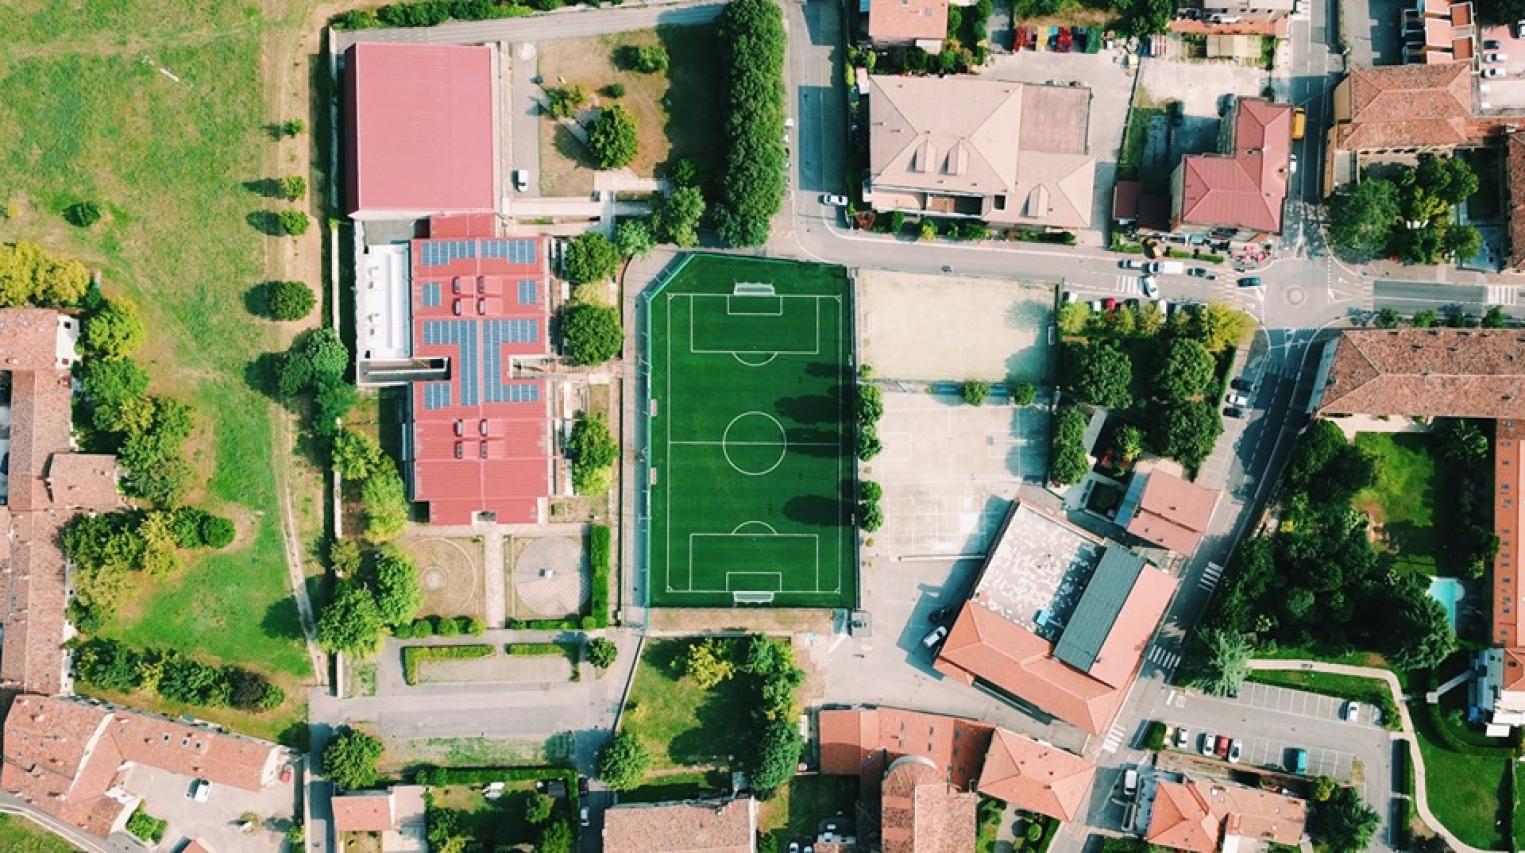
[506, 642, 577, 656]
[401, 644, 494, 685]
[1049, 405, 1089, 485]
[73, 637, 285, 713]
[714, 0, 788, 247]
[394, 614, 484, 639]
[1420, 701, 1516, 757]
[589, 524, 611, 628]
[332, 0, 544, 30]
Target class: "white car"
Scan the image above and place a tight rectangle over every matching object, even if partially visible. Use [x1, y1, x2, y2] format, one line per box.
[1200, 732, 1217, 757]
[1123, 768, 1139, 797]
[1487, 52, 1509, 63]
[513, 169, 529, 193]
[1227, 740, 1243, 763]
[1289, 153, 1298, 174]
[189, 779, 211, 802]
[820, 193, 849, 207]
[1485, 67, 1504, 78]
[1225, 391, 1251, 408]
[1343, 701, 1360, 722]
[1174, 726, 1189, 749]
[1140, 274, 1160, 298]
[922, 625, 949, 650]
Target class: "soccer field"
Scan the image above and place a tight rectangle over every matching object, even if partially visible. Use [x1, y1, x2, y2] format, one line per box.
[645, 254, 856, 608]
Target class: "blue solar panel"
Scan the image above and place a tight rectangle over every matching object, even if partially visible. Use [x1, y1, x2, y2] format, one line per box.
[421, 282, 442, 307]
[517, 280, 538, 305]
[422, 382, 452, 411]
[419, 240, 477, 267]
[422, 319, 480, 407]
[481, 238, 536, 263]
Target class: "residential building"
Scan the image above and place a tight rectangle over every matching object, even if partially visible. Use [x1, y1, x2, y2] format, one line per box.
[1146, 778, 1307, 853]
[1201, 0, 1293, 24]
[343, 42, 500, 220]
[1, 695, 286, 838]
[332, 786, 428, 850]
[1507, 133, 1525, 270]
[1116, 463, 1220, 556]
[0, 309, 120, 697]
[932, 502, 1177, 734]
[975, 728, 1095, 822]
[1323, 62, 1483, 192]
[601, 798, 758, 852]
[355, 216, 555, 524]
[1402, 0, 1476, 65]
[866, 0, 949, 50]
[880, 756, 977, 853]
[1477, 418, 1525, 731]
[1171, 98, 1293, 240]
[864, 75, 1097, 231]
[1310, 329, 1525, 419]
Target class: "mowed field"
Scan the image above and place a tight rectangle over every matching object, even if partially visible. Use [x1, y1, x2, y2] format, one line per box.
[646, 255, 855, 609]
[0, 2, 316, 735]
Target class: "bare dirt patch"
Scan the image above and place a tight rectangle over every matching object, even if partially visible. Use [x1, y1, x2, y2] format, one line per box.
[402, 536, 485, 620]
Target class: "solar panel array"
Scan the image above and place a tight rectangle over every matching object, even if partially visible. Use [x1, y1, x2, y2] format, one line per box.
[419, 239, 478, 267]
[483, 318, 540, 403]
[480, 238, 537, 263]
[422, 382, 453, 411]
[421, 282, 442, 307]
[423, 319, 481, 406]
[517, 280, 538, 305]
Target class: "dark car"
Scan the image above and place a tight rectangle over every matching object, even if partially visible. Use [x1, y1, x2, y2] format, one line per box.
[1224, 406, 1245, 419]
[928, 606, 954, 625]
[1237, 276, 1262, 287]
[578, 776, 590, 796]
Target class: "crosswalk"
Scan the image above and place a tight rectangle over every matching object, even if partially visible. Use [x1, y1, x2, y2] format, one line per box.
[1107, 274, 1143, 294]
[1197, 561, 1225, 593]
[1146, 645, 1180, 672]
[1487, 285, 1522, 307]
[1100, 719, 1128, 754]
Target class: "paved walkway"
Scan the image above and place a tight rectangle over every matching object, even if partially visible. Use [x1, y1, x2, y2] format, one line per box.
[1247, 659, 1491, 853]
[483, 528, 506, 627]
[331, 0, 725, 50]
[273, 409, 328, 685]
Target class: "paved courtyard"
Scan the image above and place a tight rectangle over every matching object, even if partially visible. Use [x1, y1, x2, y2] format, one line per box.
[856, 270, 1054, 383]
[511, 534, 587, 619]
[122, 763, 297, 853]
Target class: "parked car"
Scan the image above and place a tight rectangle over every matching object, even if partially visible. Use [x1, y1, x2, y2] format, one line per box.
[1224, 405, 1245, 419]
[922, 625, 949, 650]
[1123, 768, 1140, 797]
[1174, 727, 1189, 749]
[1516, 19, 1525, 39]
[820, 193, 849, 207]
[1147, 260, 1186, 275]
[1289, 153, 1298, 174]
[189, 779, 211, 802]
[1119, 258, 1145, 269]
[1227, 740, 1243, 763]
[1485, 67, 1505, 78]
[1201, 732, 1217, 756]
[1486, 39, 1503, 50]
[1288, 747, 1309, 774]
[578, 776, 590, 796]
[1343, 701, 1360, 722]
[513, 169, 529, 193]
[1140, 275, 1160, 298]
[1188, 267, 1213, 278]
[1237, 276, 1262, 287]
[1063, 291, 1079, 303]
[1225, 391, 1251, 408]
[580, 807, 590, 828]
[1214, 735, 1231, 759]
[928, 606, 954, 625]
[789, 844, 801, 853]
[1487, 52, 1509, 63]
[1231, 376, 1257, 392]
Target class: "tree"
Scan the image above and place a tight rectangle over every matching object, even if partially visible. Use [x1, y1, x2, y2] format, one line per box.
[683, 638, 735, 688]
[1115, 0, 1173, 36]
[614, 219, 656, 258]
[1411, 308, 1439, 328]
[567, 413, 619, 494]
[563, 232, 621, 284]
[1388, 594, 1456, 671]
[277, 209, 309, 236]
[266, 280, 315, 320]
[587, 105, 638, 170]
[1056, 301, 1090, 336]
[1416, 152, 1478, 205]
[959, 380, 990, 406]
[524, 792, 554, 825]
[0, 240, 91, 306]
[1437, 419, 1488, 463]
[1442, 224, 1482, 263]
[1196, 627, 1252, 697]
[856, 422, 883, 461]
[322, 727, 384, 791]
[277, 328, 349, 396]
[561, 303, 623, 365]
[1483, 305, 1511, 328]
[604, 82, 626, 98]
[536, 818, 575, 853]
[1312, 785, 1380, 852]
[651, 185, 706, 247]
[587, 637, 618, 669]
[1311, 776, 1337, 802]
[85, 299, 145, 360]
[1067, 342, 1132, 409]
[749, 719, 802, 792]
[857, 384, 884, 423]
[367, 549, 422, 627]
[281, 118, 306, 137]
[1154, 338, 1215, 402]
[918, 220, 937, 241]
[1327, 178, 1399, 261]
[332, 429, 386, 481]
[81, 357, 150, 412]
[715, 0, 788, 247]
[544, 85, 587, 120]
[596, 732, 650, 790]
[64, 200, 103, 228]
[1373, 307, 1400, 328]
[361, 467, 408, 542]
[1050, 406, 1090, 485]
[1012, 382, 1037, 406]
[1152, 401, 1222, 470]
[1193, 302, 1253, 352]
[316, 584, 384, 657]
[277, 175, 307, 201]
[1114, 424, 1145, 463]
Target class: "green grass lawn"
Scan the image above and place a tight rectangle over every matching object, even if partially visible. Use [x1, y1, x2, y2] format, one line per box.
[0, 3, 312, 730]
[434, 783, 549, 849]
[0, 813, 80, 853]
[1353, 432, 1453, 575]
[758, 775, 859, 848]
[622, 639, 754, 770]
[1410, 704, 1510, 850]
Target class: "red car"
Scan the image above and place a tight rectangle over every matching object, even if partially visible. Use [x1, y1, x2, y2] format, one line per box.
[1214, 735, 1231, 759]
[1102, 298, 1119, 312]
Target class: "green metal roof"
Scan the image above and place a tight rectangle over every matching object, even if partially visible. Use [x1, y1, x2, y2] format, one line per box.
[1054, 546, 1147, 674]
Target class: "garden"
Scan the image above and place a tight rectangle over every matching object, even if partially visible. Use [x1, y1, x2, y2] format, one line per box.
[1327, 153, 1485, 265]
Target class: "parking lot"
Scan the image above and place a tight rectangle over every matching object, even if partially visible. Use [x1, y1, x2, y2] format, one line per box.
[1480, 25, 1525, 109]
[121, 762, 298, 853]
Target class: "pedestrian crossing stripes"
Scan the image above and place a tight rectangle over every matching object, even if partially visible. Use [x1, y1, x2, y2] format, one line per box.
[1110, 275, 1140, 293]
[1487, 285, 1521, 307]
[1100, 719, 1128, 753]
[1147, 645, 1180, 672]
[1198, 560, 1225, 592]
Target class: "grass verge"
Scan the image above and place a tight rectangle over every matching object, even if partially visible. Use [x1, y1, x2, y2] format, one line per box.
[1409, 700, 1511, 849]
[1245, 670, 1399, 729]
[0, 813, 83, 853]
[622, 639, 754, 770]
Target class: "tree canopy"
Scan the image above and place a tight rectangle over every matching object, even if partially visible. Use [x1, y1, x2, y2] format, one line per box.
[563, 232, 621, 284]
[1066, 341, 1132, 409]
[587, 105, 638, 170]
[1151, 401, 1222, 471]
[652, 185, 706, 247]
[1154, 338, 1215, 402]
[367, 548, 422, 628]
[1327, 179, 1399, 261]
[1312, 786, 1380, 852]
[562, 303, 623, 365]
[322, 727, 384, 791]
[266, 280, 315, 321]
[614, 219, 656, 258]
[317, 583, 386, 657]
[278, 329, 349, 397]
[715, 0, 788, 246]
[596, 732, 651, 791]
[0, 240, 91, 307]
[85, 299, 145, 360]
[567, 413, 619, 495]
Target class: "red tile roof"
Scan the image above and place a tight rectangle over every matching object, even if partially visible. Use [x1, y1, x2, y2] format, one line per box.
[1509, 134, 1525, 270]
[45, 454, 122, 511]
[601, 799, 757, 852]
[1148, 781, 1220, 853]
[868, 0, 949, 44]
[818, 708, 994, 790]
[1497, 419, 1525, 648]
[6, 369, 74, 514]
[880, 757, 976, 853]
[1316, 329, 1525, 418]
[975, 729, 1094, 822]
[1, 512, 72, 696]
[1333, 63, 1475, 151]
[333, 792, 396, 832]
[1126, 468, 1218, 555]
[343, 43, 498, 218]
[1177, 99, 1292, 234]
[1148, 779, 1308, 852]
[408, 222, 552, 525]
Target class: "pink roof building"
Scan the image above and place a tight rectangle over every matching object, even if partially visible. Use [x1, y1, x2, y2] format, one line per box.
[343, 42, 500, 220]
[404, 219, 552, 524]
[1172, 98, 1293, 236]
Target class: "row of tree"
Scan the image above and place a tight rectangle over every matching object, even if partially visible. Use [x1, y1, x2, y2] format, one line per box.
[714, 0, 788, 247]
[62, 507, 236, 627]
[1328, 154, 1482, 264]
[856, 380, 884, 461]
[73, 636, 285, 712]
[315, 541, 424, 658]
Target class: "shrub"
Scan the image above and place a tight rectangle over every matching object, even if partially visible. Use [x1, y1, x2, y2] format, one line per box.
[266, 280, 315, 320]
[619, 44, 670, 72]
[281, 119, 305, 137]
[277, 175, 307, 201]
[1049, 406, 1089, 485]
[200, 514, 236, 548]
[604, 82, 626, 98]
[959, 380, 990, 406]
[401, 644, 494, 685]
[587, 637, 618, 668]
[568, 413, 619, 495]
[277, 209, 309, 236]
[437, 614, 462, 637]
[1143, 721, 1167, 751]
[64, 201, 103, 228]
[545, 84, 588, 120]
[1012, 382, 1037, 406]
[589, 524, 611, 628]
[411, 617, 437, 638]
[126, 807, 167, 843]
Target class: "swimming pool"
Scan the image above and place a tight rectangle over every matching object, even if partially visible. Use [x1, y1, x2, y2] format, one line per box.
[1428, 577, 1464, 631]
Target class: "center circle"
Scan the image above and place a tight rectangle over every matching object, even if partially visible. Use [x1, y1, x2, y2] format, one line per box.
[1285, 285, 1306, 306]
[722, 412, 788, 476]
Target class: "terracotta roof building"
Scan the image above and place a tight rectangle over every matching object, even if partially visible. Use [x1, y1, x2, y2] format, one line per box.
[879, 756, 976, 853]
[1477, 419, 1525, 731]
[342, 42, 499, 220]
[601, 798, 757, 852]
[1147, 779, 1307, 853]
[1117, 465, 1220, 555]
[1311, 329, 1525, 419]
[1329, 62, 1475, 152]
[933, 502, 1176, 734]
[975, 729, 1095, 822]
[1172, 98, 1293, 237]
[865, 75, 1097, 230]
[333, 791, 398, 832]
[867, 0, 949, 49]
[819, 707, 994, 790]
[1, 695, 286, 837]
[1508, 133, 1525, 270]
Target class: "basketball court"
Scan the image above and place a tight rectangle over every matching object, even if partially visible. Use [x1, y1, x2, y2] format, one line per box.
[644, 255, 855, 608]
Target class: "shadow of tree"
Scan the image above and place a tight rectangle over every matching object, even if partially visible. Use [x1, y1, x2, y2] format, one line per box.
[246, 210, 283, 236]
[242, 178, 282, 198]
